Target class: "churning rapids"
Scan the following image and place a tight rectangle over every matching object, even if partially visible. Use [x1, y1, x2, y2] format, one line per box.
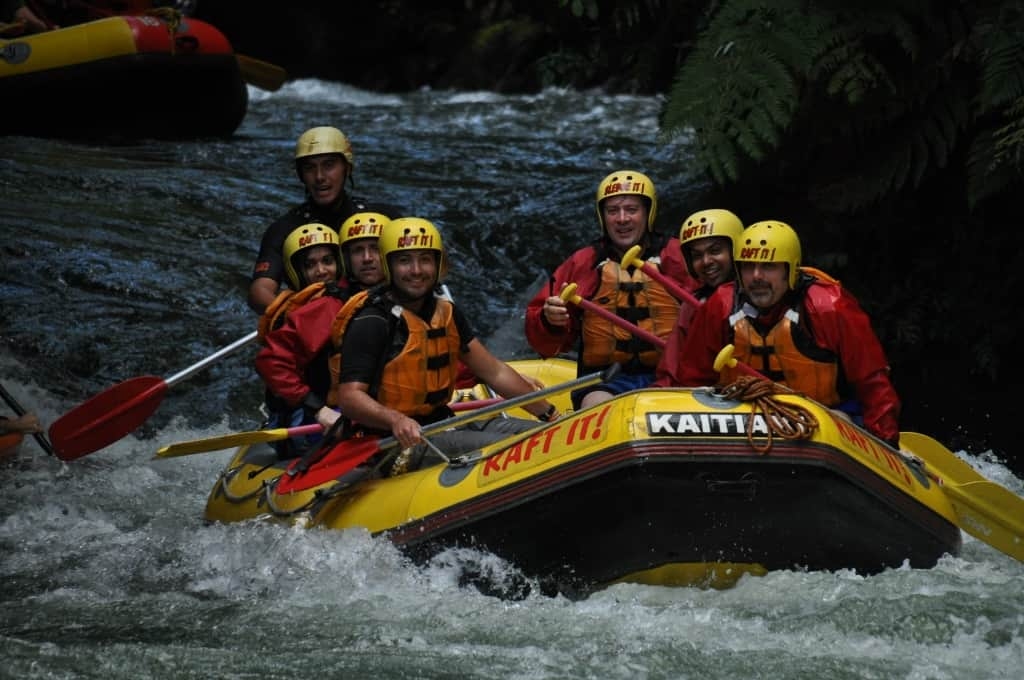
[1, 80, 1022, 679]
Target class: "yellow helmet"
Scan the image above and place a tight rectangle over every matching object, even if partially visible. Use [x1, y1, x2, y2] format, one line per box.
[339, 212, 389, 248]
[595, 170, 657, 232]
[294, 126, 354, 175]
[679, 209, 744, 278]
[378, 217, 448, 285]
[338, 212, 389, 279]
[734, 220, 802, 289]
[283, 222, 340, 289]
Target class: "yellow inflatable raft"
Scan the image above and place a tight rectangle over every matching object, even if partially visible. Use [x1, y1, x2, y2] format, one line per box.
[198, 356, 1009, 598]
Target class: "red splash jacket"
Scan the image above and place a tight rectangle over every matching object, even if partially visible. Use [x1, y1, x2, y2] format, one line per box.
[669, 278, 901, 444]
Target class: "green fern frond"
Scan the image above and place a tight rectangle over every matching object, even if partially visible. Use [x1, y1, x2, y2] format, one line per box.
[808, 7, 921, 104]
[558, 0, 599, 21]
[663, 1, 825, 181]
[966, 109, 1024, 208]
[993, 97, 1024, 163]
[973, 11, 1024, 112]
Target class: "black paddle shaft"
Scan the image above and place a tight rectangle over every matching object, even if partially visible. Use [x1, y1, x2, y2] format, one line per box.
[0, 382, 56, 456]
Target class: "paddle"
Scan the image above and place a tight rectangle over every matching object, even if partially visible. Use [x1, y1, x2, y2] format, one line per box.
[559, 283, 666, 349]
[156, 422, 322, 458]
[236, 54, 287, 91]
[899, 432, 1024, 563]
[0, 382, 55, 456]
[48, 330, 259, 461]
[619, 244, 701, 307]
[715, 345, 1024, 564]
[279, 364, 620, 490]
[0, 20, 26, 37]
[154, 397, 507, 459]
[713, 344, 762, 378]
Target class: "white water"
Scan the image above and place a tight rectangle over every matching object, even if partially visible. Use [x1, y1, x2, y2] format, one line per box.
[3, 359, 1023, 679]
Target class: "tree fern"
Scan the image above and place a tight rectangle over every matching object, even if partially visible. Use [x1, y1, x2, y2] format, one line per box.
[661, 1, 830, 182]
[965, 2, 1024, 205]
[662, 0, 986, 211]
[972, 5, 1024, 110]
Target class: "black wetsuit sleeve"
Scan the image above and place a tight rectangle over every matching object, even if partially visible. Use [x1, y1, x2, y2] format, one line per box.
[451, 304, 476, 353]
[338, 307, 394, 384]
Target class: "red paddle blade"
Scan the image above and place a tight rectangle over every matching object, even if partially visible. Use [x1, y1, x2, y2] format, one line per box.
[49, 376, 168, 461]
[276, 437, 383, 494]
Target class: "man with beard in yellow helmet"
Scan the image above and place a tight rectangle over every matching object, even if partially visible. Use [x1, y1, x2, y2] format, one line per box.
[671, 220, 901, 446]
[247, 126, 400, 314]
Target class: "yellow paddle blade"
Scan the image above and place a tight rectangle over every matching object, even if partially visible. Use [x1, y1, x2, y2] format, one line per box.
[900, 431, 1024, 562]
[156, 426, 302, 458]
[236, 54, 287, 92]
[947, 481, 1024, 562]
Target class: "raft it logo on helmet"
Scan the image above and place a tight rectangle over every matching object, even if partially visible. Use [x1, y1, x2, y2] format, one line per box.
[347, 224, 380, 238]
[603, 181, 644, 197]
[681, 222, 714, 241]
[740, 246, 777, 260]
[398, 232, 435, 248]
[298, 233, 324, 247]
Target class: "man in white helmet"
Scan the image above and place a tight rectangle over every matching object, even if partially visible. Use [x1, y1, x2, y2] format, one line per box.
[247, 126, 400, 314]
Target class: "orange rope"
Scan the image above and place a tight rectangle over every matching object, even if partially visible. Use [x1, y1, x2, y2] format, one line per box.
[716, 375, 818, 454]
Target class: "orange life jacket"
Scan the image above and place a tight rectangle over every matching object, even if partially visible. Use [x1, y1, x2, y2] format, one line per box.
[330, 290, 461, 417]
[722, 294, 841, 406]
[580, 258, 678, 371]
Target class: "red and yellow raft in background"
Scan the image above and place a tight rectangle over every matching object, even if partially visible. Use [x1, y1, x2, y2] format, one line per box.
[1, 14, 248, 139]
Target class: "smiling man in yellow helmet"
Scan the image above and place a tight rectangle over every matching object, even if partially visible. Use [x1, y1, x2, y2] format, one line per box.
[525, 170, 698, 410]
[654, 208, 744, 387]
[332, 217, 559, 474]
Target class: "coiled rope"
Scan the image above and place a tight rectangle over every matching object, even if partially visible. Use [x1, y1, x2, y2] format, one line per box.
[715, 375, 819, 454]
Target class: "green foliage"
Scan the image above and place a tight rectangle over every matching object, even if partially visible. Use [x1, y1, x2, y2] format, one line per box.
[661, 1, 831, 183]
[660, 0, 1024, 209]
[535, 46, 602, 88]
[972, 5, 1024, 110]
[658, 0, 1024, 394]
[966, 4, 1024, 207]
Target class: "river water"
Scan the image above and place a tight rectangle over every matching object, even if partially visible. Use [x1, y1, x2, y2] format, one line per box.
[2, 81, 1023, 679]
